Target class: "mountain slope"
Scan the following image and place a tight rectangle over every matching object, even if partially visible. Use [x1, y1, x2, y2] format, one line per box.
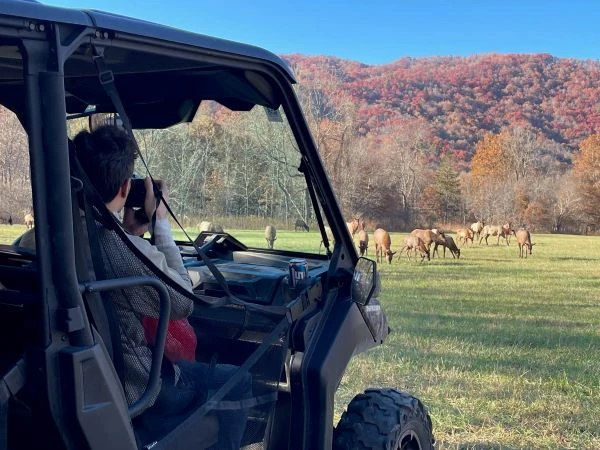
[284, 53, 600, 159]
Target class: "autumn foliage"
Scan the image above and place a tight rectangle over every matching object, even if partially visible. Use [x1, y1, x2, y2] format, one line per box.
[286, 53, 600, 162]
[0, 52, 599, 233]
[573, 135, 600, 226]
[471, 133, 507, 187]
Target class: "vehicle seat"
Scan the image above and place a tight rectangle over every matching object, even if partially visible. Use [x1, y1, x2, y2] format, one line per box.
[93, 223, 220, 449]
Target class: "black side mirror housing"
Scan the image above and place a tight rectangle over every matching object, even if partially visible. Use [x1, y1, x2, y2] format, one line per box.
[351, 257, 377, 306]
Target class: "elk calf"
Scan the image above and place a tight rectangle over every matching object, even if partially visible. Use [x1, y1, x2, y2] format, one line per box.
[373, 228, 396, 264]
[399, 236, 429, 262]
[410, 228, 444, 258]
[265, 225, 277, 249]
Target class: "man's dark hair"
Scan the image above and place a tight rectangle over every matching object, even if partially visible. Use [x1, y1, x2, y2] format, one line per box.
[73, 126, 137, 203]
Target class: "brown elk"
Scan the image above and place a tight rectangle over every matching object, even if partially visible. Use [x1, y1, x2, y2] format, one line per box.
[409, 229, 445, 258]
[455, 228, 474, 246]
[0, 213, 12, 225]
[470, 220, 484, 240]
[398, 236, 429, 262]
[294, 219, 309, 232]
[24, 213, 34, 230]
[199, 221, 224, 232]
[346, 217, 360, 238]
[264, 225, 276, 249]
[479, 223, 513, 246]
[516, 228, 535, 258]
[433, 235, 461, 259]
[373, 228, 396, 264]
[357, 228, 369, 256]
[319, 226, 335, 253]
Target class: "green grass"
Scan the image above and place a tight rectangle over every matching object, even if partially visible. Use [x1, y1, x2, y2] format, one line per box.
[0, 225, 27, 244]
[338, 233, 600, 450]
[4, 225, 599, 448]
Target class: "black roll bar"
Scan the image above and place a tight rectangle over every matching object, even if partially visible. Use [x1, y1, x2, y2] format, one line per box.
[80, 276, 171, 417]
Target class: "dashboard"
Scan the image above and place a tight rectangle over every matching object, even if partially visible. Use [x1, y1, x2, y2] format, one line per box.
[180, 232, 329, 306]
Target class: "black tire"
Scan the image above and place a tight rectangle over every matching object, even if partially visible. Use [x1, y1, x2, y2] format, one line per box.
[333, 388, 434, 450]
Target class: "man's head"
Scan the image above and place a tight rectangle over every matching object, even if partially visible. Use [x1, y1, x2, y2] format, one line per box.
[73, 125, 137, 206]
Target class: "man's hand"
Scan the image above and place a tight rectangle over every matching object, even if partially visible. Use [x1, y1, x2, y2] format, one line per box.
[122, 207, 149, 236]
[144, 177, 169, 221]
[123, 177, 169, 235]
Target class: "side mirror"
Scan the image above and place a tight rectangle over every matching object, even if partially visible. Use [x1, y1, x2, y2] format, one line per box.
[351, 257, 377, 306]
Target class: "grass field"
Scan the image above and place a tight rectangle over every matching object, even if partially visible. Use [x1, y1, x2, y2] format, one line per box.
[3, 225, 599, 449]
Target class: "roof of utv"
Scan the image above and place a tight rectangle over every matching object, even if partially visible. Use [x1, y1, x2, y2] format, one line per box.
[0, 0, 296, 127]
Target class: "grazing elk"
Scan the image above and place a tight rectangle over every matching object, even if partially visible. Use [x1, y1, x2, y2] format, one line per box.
[357, 227, 369, 256]
[294, 219, 309, 232]
[264, 225, 276, 249]
[455, 227, 474, 246]
[319, 226, 335, 253]
[199, 221, 223, 232]
[516, 228, 535, 258]
[398, 236, 429, 262]
[470, 221, 484, 240]
[479, 223, 512, 246]
[0, 213, 12, 225]
[346, 217, 360, 238]
[373, 228, 396, 264]
[409, 228, 445, 258]
[24, 213, 34, 230]
[433, 235, 461, 259]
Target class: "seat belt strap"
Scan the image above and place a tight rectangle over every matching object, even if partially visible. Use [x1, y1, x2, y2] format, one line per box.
[153, 317, 289, 450]
[90, 47, 288, 317]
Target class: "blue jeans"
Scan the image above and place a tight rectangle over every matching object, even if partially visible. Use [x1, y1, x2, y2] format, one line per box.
[135, 361, 252, 449]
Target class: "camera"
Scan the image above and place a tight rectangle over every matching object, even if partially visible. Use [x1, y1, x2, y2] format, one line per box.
[125, 177, 148, 208]
[125, 177, 162, 224]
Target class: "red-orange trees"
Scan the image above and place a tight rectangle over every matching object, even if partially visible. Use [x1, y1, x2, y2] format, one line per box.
[573, 134, 600, 227]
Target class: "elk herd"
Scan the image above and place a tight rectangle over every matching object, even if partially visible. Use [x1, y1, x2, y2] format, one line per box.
[342, 219, 535, 263]
[265, 217, 535, 261]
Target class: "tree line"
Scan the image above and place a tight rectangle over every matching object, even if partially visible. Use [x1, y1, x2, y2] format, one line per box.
[0, 75, 599, 233]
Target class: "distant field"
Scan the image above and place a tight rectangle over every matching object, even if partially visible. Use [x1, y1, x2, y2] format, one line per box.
[3, 225, 599, 449]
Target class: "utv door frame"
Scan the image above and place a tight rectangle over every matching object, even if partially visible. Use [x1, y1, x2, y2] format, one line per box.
[18, 21, 138, 448]
[7, 12, 371, 449]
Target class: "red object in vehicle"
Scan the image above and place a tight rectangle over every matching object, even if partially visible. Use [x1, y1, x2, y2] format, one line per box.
[142, 317, 197, 363]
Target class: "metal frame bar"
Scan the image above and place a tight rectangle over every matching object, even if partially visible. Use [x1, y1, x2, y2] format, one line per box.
[80, 276, 171, 417]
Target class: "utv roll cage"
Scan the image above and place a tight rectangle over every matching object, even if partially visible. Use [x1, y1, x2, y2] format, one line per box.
[0, 2, 433, 450]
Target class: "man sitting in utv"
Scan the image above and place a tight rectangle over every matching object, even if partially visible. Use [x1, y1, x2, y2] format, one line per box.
[74, 125, 250, 449]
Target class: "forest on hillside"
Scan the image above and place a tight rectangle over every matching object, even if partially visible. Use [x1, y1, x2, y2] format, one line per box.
[284, 53, 600, 233]
[0, 53, 599, 233]
[285, 53, 600, 162]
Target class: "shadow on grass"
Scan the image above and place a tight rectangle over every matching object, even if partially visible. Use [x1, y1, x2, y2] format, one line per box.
[397, 310, 599, 350]
[389, 310, 600, 381]
[441, 443, 521, 450]
[547, 256, 600, 262]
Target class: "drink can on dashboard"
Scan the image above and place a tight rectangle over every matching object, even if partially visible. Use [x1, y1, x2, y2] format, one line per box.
[288, 258, 308, 288]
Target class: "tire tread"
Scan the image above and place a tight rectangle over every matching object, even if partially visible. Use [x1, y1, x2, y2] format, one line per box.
[334, 388, 434, 450]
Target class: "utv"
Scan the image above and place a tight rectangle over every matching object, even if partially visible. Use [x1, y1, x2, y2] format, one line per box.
[0, 1, 434, 449]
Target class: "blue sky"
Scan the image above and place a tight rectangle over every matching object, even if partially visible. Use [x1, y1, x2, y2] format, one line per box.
[43, 0, 600, 65]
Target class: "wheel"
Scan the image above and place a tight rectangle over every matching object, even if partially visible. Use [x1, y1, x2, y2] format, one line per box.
[333, 388, 434, 450]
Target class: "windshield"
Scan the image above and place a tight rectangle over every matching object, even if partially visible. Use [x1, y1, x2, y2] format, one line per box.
[127, 102, 325, 254]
